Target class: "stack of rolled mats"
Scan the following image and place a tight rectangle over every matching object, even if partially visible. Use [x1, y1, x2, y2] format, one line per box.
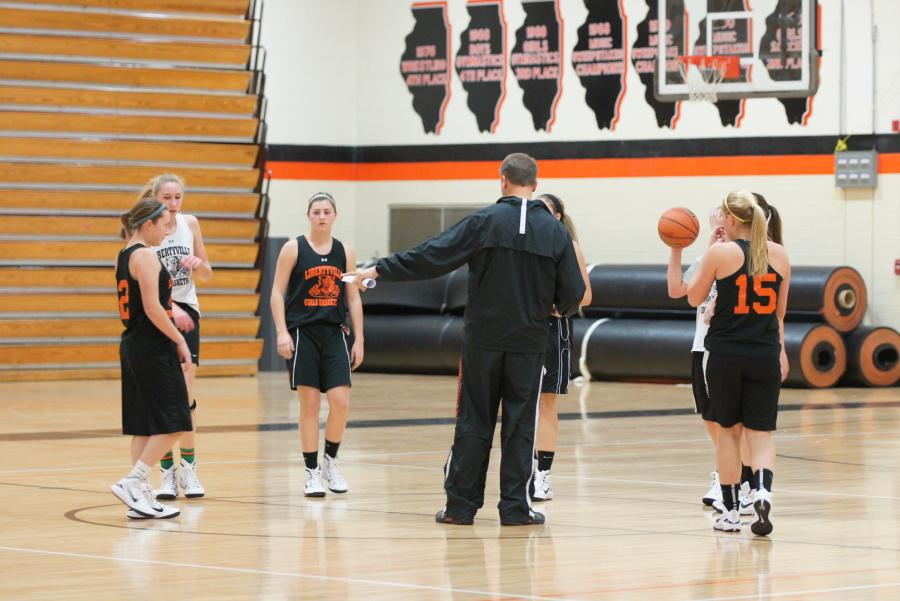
[359, 264, 899, 388]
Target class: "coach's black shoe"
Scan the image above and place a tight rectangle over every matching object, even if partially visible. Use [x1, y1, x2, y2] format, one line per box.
[434, 509, 473, 525]
[500, 510, 545, 526]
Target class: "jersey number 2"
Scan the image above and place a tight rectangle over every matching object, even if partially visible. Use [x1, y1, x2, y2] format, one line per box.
[117, 280, 130, 320]
[734, 273, 777, 315]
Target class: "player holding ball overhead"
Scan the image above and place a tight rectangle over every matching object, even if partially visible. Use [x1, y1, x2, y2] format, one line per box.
[683, 191, 790, 537]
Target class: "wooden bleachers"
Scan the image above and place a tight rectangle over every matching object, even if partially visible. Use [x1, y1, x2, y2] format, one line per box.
[0, 0, 267, 380]
[0, 34, 252, 67]
[0, 86, 258, 115]
[0, 60, 253, 91]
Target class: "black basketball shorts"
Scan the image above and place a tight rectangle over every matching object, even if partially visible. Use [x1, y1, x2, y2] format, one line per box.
[691, 351, 713, 419]
[175, 301, 200, 365]
[286, 322, 352, 392]
[704, 352, 781, 431]
[541, 316, 571, 394]
[120, 340, 192, 436]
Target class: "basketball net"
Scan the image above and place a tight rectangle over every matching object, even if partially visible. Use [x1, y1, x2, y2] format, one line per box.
[677, 56, 738, 103]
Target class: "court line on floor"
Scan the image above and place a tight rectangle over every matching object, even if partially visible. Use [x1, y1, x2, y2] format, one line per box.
[4, 398, 898, 442]
[692, 580, 900, 601]
[0, 545, 578, 601]
[1, 426, 896, 476]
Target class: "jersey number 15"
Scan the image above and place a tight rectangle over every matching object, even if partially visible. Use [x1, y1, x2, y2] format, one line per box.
[734, 273, 777, 315]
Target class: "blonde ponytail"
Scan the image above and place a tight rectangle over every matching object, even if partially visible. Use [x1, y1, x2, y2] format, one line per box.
[748, 199, 768, 277]
[722, 190, 769, 277]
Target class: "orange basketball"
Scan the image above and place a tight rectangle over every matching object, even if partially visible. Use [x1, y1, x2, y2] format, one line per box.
[658, 207, 700, 248]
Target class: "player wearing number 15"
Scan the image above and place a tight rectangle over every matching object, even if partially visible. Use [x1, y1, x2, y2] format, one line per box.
[686, 190, 791, 537]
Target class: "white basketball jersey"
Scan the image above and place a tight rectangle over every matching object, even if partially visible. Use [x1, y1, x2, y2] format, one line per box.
[154, 213, 200, 313]
[684, 256, 717, 353]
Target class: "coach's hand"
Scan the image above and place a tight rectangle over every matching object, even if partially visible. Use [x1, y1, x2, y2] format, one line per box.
[276, 330, 295, 359]
[172, 303, 195, 333]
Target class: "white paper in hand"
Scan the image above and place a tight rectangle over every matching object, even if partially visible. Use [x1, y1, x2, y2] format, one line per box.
[341, 275, 376, 289]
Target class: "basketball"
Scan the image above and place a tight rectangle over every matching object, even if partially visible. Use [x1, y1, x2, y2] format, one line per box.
[658, 207, 700, 248]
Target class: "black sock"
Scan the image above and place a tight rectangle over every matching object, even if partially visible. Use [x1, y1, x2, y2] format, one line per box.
[741, 464, 753, 487]
[754, 469, 774, 492]
[303, 451, 318, 470]
[536, 450, 555, 472]
[324, 439, 340, 459]
[720, 483, 741, 511]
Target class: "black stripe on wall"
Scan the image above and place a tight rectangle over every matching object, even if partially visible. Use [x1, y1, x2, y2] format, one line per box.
[267, 134, 900, 164]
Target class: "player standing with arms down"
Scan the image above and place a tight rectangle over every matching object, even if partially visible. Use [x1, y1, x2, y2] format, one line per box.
[531, 193, 592, 502]
[271, 192, 365, 497]
[113, 197, 192, 519]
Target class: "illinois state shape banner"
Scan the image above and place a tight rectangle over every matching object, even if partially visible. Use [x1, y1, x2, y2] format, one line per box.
[511, 0, 563, 131]
[456, 0, 507, 133]
[632, 0, 682, 128]
[572, 0, 628, 130]
[400, 2, 452, 134]
[760, 0, 818, 125]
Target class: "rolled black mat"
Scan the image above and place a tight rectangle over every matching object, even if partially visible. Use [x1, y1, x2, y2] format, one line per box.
[841, 326, 900, 387]
[571, 318, 846, 388]
[581, 264, 867, 332]
[360, 272, 456, 314]
[358, 315, 463, 374]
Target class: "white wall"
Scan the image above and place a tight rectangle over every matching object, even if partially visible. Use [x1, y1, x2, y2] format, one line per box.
[259, 0, 900, 329]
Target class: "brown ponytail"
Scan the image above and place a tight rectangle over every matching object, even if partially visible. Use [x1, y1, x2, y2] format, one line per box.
[539, 193, 579, 242]
[120, 197, 166, 239]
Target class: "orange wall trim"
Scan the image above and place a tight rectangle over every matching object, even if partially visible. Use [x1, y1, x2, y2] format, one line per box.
[266, 153, 900, 181]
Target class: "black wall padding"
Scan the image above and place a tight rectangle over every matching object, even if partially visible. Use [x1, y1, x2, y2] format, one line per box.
[571, 318, 846, 388]
[359, 315, 463, 374]
[581, 264, 867, 332]
[841, 327, 900, 387]
[361, 272, 455, 314]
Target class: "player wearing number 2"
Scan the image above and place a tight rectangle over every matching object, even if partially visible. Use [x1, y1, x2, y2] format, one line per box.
[112, 197, 192, 519]
[686, 190, 790, 537]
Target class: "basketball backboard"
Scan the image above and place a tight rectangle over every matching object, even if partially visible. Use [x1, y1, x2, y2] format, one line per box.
[655, 0, 819, 101]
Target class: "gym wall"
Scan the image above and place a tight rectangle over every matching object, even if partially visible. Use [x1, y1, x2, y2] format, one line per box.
[260, 0, 900, 329]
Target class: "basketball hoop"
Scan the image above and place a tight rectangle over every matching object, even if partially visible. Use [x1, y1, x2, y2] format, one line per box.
[677, 56, 740, 103]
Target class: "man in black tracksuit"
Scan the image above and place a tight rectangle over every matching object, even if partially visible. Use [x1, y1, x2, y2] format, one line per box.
[353, 153, 585, 525]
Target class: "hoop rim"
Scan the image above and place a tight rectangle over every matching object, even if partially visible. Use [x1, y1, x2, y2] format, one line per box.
[677, 55, 741, 79]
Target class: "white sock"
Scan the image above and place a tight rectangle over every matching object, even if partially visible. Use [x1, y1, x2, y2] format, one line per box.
[127, 460, 151, 480]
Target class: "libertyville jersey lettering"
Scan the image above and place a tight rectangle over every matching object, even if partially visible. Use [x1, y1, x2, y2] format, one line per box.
[303, 265, 343, 307]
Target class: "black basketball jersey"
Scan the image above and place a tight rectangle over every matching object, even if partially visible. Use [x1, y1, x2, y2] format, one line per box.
[284, 236, 347, 330]
[705, 239, 783, 357]
[116, 243, 174, 348]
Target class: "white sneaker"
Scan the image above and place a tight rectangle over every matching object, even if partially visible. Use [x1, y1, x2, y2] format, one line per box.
[156, 464, 178, 500]
[703, 471, 721, 507]
[713, 509, 742, 532]
[739, 482, 755, 516]
[111, 476, 155, 517]
[533, 469, 553, 501]
[751, 489, 774, 536]
[321, 455, 348, 493]
[179, 459, 205, 498]
[304, 466, 326, 497]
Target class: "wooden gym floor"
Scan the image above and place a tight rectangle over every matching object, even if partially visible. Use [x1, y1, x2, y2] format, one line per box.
[1, 372, 899, 600]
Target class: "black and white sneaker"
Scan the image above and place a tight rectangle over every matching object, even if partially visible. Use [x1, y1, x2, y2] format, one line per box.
[751, 489, 774, 536]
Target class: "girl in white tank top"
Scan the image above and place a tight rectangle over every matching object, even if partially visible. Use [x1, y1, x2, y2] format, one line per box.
[147, 174, 213, 501]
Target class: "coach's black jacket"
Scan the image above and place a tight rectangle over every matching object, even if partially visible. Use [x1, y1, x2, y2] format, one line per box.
[376, 196, 585, 353]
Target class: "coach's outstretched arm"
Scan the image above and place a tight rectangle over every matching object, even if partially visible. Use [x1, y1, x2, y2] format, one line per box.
[374, 213, 483, 281]
[554, 240, 586, 318]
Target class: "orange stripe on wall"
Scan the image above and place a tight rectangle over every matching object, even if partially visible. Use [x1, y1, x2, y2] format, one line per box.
[266, 153, 900, 181]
